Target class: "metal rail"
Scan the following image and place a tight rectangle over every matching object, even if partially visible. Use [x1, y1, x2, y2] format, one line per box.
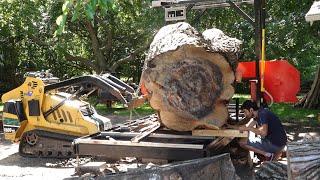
[73, 131, 213, 160]
[152, 0, 253, 8]
[73, 115, 216, 160]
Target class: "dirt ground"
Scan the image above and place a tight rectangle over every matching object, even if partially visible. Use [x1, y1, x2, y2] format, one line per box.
[0, 117, 319, 180]
[0, 134, 76, 179]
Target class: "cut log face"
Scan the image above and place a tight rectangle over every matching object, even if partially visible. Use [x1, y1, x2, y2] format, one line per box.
[141, 22, 241, 131]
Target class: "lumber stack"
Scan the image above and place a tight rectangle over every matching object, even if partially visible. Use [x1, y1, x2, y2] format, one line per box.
[140, 22, 241, 131]
[287, 139, 320, 179]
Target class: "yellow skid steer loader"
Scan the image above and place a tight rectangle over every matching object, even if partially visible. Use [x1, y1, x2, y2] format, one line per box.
[1, 73, 135, 158]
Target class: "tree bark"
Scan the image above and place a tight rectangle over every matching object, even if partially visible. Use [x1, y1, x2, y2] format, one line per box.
[255, 161, 287, 180]
[109, 38, 152, 73]
[287, 139, 320, 180]
[140, 22, 241, 131]
[85, 21, 106, 73]
[64, 53, 97, 70]
[295, 66, 320, 109]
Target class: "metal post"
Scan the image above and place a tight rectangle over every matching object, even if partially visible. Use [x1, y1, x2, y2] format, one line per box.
[260, 0, 266, 105]
[235, 98, 239, 122]
[254, 0, 262, 107]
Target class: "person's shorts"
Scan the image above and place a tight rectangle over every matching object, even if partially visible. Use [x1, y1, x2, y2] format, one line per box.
[247, 136, 283, 153]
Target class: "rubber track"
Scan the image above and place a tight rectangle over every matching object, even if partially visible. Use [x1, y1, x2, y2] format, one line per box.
[19, 130, 78, 158]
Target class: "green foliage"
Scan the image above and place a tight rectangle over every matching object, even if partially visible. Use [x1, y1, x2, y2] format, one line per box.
[0, 0, 163, 93]
[189, 1, 319, 88]
[0, 0, 319, 94]
[95, 102, 155, 116]
[234, 94, 320, 126]
[270, 103, 320, 126]
[55, 0, 112, 36]
[0, 1, 66, 91]
[266, 1, 320, 81]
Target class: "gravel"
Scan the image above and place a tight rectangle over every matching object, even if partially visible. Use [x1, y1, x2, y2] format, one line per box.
[0, 133, 77, 180]
[0, 115, 147, 179]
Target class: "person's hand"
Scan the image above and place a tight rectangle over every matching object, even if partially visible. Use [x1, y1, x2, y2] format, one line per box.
[238, 126, 248, 132]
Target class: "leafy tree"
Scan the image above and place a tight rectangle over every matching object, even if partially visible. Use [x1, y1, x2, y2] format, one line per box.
[54, 0, 163, 77]
[0, 0, 319, 95]
[188, 1, 319, 87]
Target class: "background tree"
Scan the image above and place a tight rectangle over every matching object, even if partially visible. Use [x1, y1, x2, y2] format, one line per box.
[54, 0, 163, 76]
[0, 0, 319, 104]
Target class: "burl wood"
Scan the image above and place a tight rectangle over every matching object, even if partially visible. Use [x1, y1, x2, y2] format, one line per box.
[140, 22, 241, 131]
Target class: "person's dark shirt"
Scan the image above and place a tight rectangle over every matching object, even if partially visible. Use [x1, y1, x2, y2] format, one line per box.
[257, 108, 287, 147]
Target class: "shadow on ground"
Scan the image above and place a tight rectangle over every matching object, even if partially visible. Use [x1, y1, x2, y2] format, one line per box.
[283, 121, 320, 142]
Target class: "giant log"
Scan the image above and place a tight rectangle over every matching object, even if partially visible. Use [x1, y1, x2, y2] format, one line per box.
[140, 22, 241, 131]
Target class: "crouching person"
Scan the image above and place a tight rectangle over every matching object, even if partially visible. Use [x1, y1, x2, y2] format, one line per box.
[238, 100, 287, 161]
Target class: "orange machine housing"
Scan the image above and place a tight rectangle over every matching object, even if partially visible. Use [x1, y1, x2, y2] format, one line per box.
[237, 60, 300, 103]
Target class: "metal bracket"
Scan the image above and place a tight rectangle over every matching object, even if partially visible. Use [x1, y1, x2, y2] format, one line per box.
[165, 6, 187, 21]
[152, 0, 254, 8]
[153, 0, 254, 24]
[228, 0, 255, 26]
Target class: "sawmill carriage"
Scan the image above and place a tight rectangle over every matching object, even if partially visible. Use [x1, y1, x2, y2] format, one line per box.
[73, 0, 300, 166]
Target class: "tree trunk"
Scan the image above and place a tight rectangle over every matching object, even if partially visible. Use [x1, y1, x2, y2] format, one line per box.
[287, 139, 320, 180]
[295, 66, 320, 109]
[140, 22, 241, 131]
[85, 21, 106, 73]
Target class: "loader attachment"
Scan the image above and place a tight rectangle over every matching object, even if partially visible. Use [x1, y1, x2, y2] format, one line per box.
[44, 74, 135, 105]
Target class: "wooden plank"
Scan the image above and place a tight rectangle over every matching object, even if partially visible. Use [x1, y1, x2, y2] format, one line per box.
[192, 129, 248, 137]
[99, 132, 214, 140]
[131, 122, 161, 143]
[75, 139, 204, 149]
[207, 137, 234, 151]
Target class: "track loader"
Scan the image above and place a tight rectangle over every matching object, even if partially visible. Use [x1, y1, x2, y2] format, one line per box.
[1, 72, 135, 158]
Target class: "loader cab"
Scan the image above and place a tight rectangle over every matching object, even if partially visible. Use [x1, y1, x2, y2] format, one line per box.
[2, 100, 27, 140]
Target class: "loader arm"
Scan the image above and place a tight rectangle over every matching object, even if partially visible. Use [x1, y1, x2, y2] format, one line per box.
[44, 74, 135, 105]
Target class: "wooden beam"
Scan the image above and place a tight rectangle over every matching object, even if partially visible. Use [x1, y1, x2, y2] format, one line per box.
[192, 129, 248, 137]
[207, 137, 234, 151]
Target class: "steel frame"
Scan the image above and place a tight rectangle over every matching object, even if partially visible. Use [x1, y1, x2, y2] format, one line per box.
[73, 131, 214, 160]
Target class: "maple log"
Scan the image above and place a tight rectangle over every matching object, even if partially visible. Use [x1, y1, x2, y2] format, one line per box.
[141, 22, 241, 131]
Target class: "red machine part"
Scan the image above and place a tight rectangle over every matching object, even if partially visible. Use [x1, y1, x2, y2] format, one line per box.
[237, 60, 300, 103]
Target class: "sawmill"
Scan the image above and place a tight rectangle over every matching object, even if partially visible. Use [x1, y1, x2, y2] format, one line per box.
[73, 0, 300, 163]
[2, 0, 320, 179]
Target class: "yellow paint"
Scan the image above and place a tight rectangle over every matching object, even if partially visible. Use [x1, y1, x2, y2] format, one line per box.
[1, 77, 103, 142]
[261, 29, 266, 92]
